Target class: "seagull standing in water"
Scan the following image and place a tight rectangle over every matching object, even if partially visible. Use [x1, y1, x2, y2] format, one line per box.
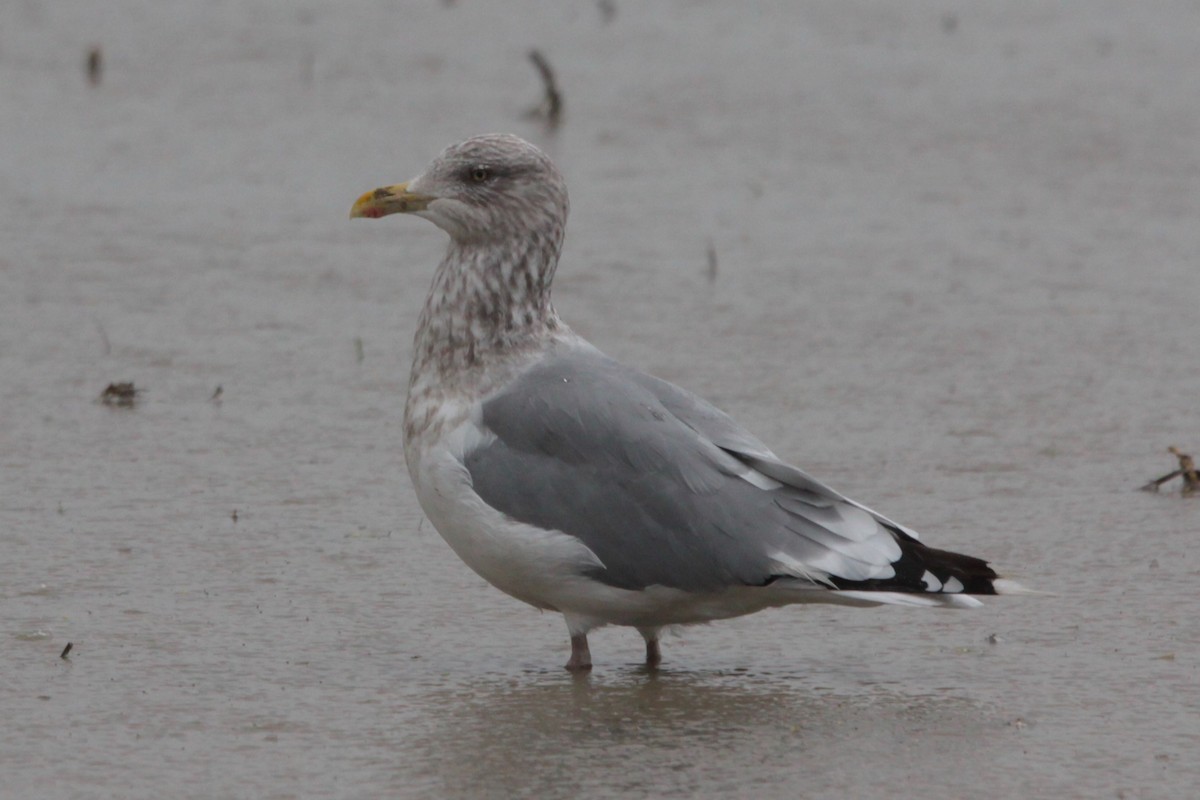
[351, 134, 1018, 671]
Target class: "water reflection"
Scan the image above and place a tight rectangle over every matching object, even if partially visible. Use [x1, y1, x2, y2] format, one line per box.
[400, 668, 1003, 798]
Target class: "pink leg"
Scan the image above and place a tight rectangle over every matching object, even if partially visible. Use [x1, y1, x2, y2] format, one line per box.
[566, 633, 592, 671]
[644, 638, 661, 668]
[638, 627, 662, 668]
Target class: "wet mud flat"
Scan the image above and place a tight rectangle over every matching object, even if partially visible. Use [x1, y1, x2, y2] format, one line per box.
[2, 2, 1199, 798]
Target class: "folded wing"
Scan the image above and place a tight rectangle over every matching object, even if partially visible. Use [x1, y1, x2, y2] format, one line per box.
[463, 345, 998, 602]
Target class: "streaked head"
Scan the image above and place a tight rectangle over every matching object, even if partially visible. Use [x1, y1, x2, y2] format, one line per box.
[350, 134, 569, 246]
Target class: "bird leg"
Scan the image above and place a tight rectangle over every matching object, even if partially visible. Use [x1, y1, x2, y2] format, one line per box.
[644, 638, 662, 668]
[565, 633, 592, 671]
[638, 627, 662, 669]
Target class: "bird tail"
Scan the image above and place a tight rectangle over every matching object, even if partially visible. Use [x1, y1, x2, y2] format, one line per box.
[823, 535, 1014, 609]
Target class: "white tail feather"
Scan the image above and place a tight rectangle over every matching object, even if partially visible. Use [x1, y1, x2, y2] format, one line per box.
[831, 590, 985, 609]
[992, 578, 1050, 596]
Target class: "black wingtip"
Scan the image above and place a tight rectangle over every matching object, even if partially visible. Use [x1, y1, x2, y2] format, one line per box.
[828, 532, 1001, 596]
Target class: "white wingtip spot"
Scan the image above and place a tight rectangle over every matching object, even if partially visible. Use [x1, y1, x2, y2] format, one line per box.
[921, 571, 943, 592]
[942, 576, 964, 593]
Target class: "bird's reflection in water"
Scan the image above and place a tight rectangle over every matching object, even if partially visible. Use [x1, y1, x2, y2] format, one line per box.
[397, 667, 1008, 798]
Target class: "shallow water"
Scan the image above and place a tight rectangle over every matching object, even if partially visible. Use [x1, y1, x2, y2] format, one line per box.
[3, 1, 1199, 797]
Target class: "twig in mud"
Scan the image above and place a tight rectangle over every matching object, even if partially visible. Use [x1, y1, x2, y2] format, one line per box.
[705, 240, 718, 284]
[93, 317, 111, 356]
[211, 385, 223, 403]
[1140, 469, 1183, 493]
[1140, 447, 1200, 495]
[61, 642, 73, 659]
[524, 50, 563, 128]
[1170, 447, 1199, 494]
[86, 46, 102, 87]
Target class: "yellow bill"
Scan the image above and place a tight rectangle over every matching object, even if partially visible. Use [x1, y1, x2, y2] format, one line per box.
[350, 182, 434, 219]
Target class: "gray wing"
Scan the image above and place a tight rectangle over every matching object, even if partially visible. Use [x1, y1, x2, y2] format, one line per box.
[465, 346, 997, 595]
[626, 368, 922, 539]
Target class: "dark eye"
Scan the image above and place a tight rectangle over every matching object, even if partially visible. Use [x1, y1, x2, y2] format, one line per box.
[470, 166, 491, 183]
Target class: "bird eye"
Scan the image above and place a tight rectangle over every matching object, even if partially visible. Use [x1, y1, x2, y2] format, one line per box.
[470, 166, 491, 183]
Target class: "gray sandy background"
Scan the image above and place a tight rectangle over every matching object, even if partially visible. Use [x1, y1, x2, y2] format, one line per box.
[2, 1, 1198, 797]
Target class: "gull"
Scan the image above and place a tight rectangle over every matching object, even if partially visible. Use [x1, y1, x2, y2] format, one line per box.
[351, 134, 1017, 671]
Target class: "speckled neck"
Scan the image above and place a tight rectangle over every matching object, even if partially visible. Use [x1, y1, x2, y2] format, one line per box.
[412, 232, 564, 374]
[403, 232, 567, 446]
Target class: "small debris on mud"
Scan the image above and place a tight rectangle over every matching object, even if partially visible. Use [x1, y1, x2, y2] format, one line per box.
[1139, 447, 1199, 496]
[211, 385, 224, 403]
[100, 382, 140, 407]
[60, 642, 73, 659]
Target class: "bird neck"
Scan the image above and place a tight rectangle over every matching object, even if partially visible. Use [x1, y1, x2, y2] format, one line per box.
[411, 235, 563, 378]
